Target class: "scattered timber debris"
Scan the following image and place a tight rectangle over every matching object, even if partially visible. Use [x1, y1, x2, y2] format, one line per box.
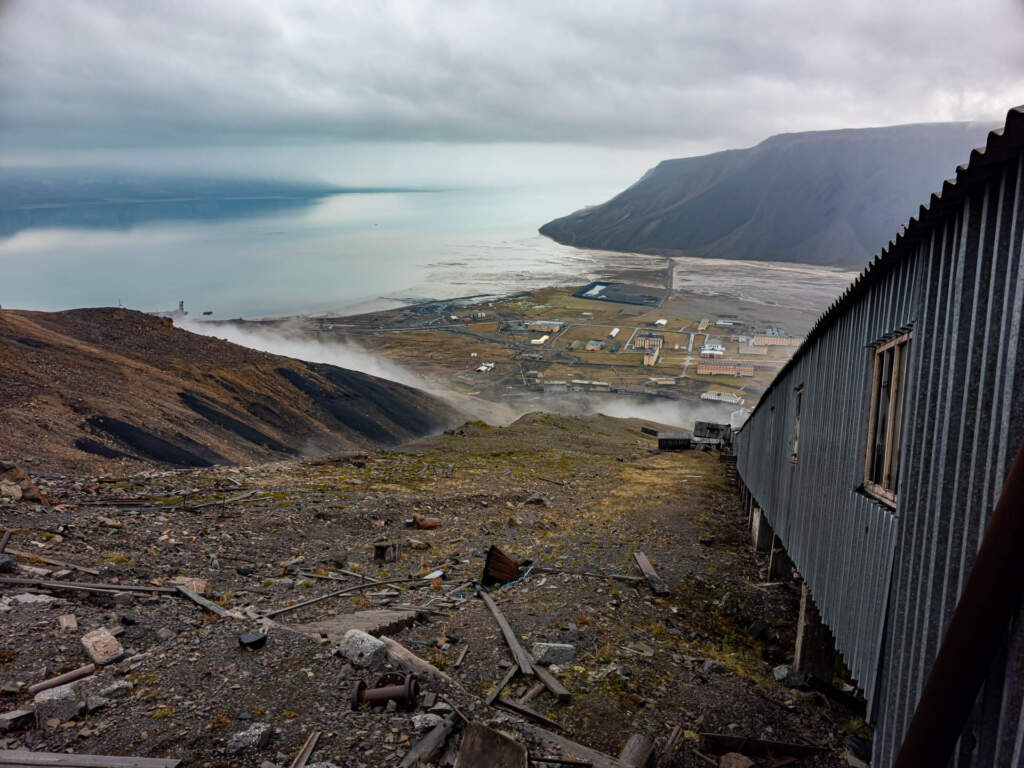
[0, 752, 180, 767]
[632, 551, 669, 596]
[478, 589, 533, 675]
[288, 730, 321, 768]
[455, 722, 528, 768]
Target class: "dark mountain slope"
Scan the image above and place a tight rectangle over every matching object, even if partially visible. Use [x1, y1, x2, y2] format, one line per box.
[541, 122, 994, 267]
[0, 308, 460, 473]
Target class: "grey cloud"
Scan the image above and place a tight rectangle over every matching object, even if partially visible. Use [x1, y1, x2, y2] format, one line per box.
[0, 0, 1022, 152]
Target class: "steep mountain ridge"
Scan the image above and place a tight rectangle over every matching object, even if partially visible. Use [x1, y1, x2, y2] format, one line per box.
[0, 308, 460, 473]
[541, 121, 995, 267]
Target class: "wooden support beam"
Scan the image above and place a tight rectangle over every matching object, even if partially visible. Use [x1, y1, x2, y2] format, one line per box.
[288, 730, 320, 768]
[0, 752, 180, 767]
[4, 548, 101, 576]
[618, 734, 655, 767]
[516, 724, 630, 768]
[398, 712, 461, 768]
[526, 652, 571, 702]
[478, 590, 533, 675]
[632, 552, 668, 596]
[485, 665, 519, 706]
[493, 696, 562, 730]
[174, 584, 230, 617]
[0, 577, 176, 594]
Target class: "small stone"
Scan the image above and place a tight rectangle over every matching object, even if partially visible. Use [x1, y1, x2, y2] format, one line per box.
[428, 702, 452, 715]
[1, 681, 24, 695]
[497, 659, 512, 669]
[156, 627, 174, 641]
[531, 642, 576, 665]
[0, 555, 14, 573]
[719, 754, 755, 768]
[700, 658, 724, 676]
[11, 593, 56, 605]
[100, 680, 133, 699]
[412, 713, 442, 731]
[524, 492, 549, 506]
[112, 592, 135, 607]
[227, 722, 272, 753]
[338, 630, 387, 669]
[85, 695, 108, 713]
[34, 683, 82, 726]
[420, 692, 437, 709]
[238, 632, 268, 650]
[507, 516, 523, 527]
[81, 628, 124, 665]
[772, 664, 806, 687]
[0, 480, 22, 501]
[385, 700, 398, 713]
[58, 614, 78, 631]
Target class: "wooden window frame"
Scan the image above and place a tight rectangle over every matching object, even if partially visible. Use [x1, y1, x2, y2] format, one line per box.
[864, 330, 912, 507]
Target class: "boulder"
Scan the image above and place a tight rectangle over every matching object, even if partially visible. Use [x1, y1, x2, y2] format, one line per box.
[338, 629, 387, 669]
[0, 462, 47, 505]
[34, 683, 81, 726]
[227, 722, 272, 753]
[412, 713, 443, 731]
[81, 628, 124, 665]
[531, 642, 576, 665]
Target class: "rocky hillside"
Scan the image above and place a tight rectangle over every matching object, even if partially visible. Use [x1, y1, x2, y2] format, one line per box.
[0, 308, 460, 474]
[541, 121, 993, 267]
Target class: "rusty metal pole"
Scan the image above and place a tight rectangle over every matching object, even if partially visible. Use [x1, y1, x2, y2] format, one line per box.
[893, 437, 1024, 768]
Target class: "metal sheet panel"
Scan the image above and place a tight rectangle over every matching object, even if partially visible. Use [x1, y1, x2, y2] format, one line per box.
[734, 106, 1024, 767]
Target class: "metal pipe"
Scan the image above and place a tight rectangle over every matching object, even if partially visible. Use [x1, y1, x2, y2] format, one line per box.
[893, 436, 1024, 768]
[350, 672, 419, 711]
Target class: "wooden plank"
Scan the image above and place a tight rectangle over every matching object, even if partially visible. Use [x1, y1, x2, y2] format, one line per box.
[517, 681, 545, 706]
[698, 733, 824, 758]
[617, 734, 654, 767]
[0, 577, 176, 594]
[478, 590, 533, 675]
[5, 548, 101, 576]
[516, 724, 630, 768]
[0, 751, 180, 767]
[493, 697, 562, 730]
[289, 730, 320, 768]
[398, 712, 461, 768]
[174, 584, 229, 617]
[632, 552, 669, 596]
[485, 665, 519, 706]
[654, 725, 683, 768]
[27, 664, 96, 695]
[379, 636, 453, 686]
[526, 652, 571, 702]
[454, 722, 528, 768]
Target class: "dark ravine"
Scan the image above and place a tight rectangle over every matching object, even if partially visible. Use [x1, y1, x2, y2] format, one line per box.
[0, 307, 461, 473]
[540, 121, 995, 268]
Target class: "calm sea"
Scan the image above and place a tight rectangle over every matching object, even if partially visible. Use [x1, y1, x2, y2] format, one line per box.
[0, 185, 629, 318]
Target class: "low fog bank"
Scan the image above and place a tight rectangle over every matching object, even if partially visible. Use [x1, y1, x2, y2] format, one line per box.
[182, 320, 743, 432]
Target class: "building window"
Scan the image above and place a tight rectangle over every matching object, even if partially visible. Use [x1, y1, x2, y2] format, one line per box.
[791, 386, 803, 462]
[864, 331, 912, 505]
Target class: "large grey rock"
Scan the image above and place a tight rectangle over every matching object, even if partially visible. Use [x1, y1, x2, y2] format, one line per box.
[338, 629, 387, 669]
[81, 628, 124, 665]
[100, 680, 134, 699]
[412, 713, 442, 731]
[772, 664, 807, 687]
[531, 642, 576, 665]
[34, 682, 81, 726]
[228, 722, 272, 752]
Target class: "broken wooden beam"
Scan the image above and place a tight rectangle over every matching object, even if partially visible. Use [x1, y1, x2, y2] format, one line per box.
[379, 635, 454, 686]
[485, 665, 519, 706]
[518, 680, 546, 707]
[478, 589, 533, 675]
[0, 752, 180, 767]
[517, 724, 630, 768]
[632, 552, 669, 596]
[263, 577, 423, 618]
[697, 733, 824, 758]
[454, 722, 528, 768]
[398, 712, 461, 768]
[526, 652, 571, 702]
[493, 696, 562, 730]
[27, 664, 96, 696]
[0, 577, 177, 594]
[654, 725, 683, 768]
[183, 490, 258, 510]
[617, 734, 654, 768]
[454, 645, 469, 668]
[533, 567, 643, 584]
[4, 548, 101, 576]
[174, 584, 230, 617]
[288, 730, 320, 768]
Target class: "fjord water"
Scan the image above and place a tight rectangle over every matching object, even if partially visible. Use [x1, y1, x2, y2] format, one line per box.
[0, 184, 619, 318]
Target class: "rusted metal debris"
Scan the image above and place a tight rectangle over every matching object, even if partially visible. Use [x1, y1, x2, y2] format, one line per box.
[482, 545, 532, 586]
[351, 671, 419, 711]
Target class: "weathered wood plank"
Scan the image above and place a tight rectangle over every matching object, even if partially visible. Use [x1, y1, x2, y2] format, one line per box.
[617, 734, 654, 767]
[454, 722, 528, 768]
[632, 552, 669, 596]
[478, 590, 532, 675]
[0, 751, 180, 767]
[527, 652, 571, 702]
[0, 577, 176, 594]
[493, 697, 562, 730]
[174, 584, 230, 617]
[27, 664, 96, 695]
[485, 665, 519, 706]
[4, 548, 101, 576]
[288, 729, 320, 768]
[516, 724, 630, 768]
[398, 712, 461, 768]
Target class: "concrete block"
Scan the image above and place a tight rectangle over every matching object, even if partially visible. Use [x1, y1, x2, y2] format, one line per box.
[531, 642, 576, 665]
[34, 683, 81, 726]
[81, 628, 124, 665]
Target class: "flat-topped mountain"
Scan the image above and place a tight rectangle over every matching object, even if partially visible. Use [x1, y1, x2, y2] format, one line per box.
[540, 121, 994, 267]
[0, 308, 460, 473]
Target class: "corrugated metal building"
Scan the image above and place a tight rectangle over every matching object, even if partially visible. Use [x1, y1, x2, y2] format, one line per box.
[733, 106, 1024, 766]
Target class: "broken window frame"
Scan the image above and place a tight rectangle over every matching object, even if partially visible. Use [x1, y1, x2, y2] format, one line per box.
[791, 385, 804, 463]
[863, 330, 912, 507]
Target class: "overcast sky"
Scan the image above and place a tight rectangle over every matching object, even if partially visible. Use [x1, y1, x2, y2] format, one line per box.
[1, 0, 1022, 184]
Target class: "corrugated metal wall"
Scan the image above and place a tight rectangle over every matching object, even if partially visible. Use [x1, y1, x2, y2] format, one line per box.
[733, 106, 1024, 767]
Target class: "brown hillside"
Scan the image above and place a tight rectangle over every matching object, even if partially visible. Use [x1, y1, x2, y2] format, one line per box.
[0, 307, 460, 474]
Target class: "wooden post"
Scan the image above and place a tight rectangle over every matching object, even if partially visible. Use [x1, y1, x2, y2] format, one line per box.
[768, 535, 793, 581]
[751, 506, 772, 553]
[794, 582, 836, 683]
[619, 734, 655, 767]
